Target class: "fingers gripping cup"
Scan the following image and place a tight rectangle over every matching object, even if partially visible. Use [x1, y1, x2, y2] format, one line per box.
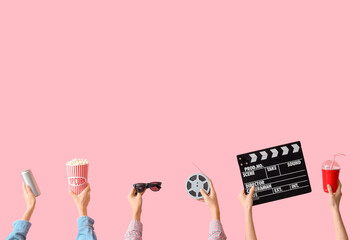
[322, 154, 344, 193]
[66, 158, 89, 195]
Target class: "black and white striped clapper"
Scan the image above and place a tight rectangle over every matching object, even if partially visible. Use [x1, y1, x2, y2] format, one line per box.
[237, 141, 311, 205]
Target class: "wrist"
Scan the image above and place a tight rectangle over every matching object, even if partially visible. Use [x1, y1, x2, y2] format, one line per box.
[244, 208, 253, 220]
[22, 208, 34, 221]
[27, 204, 36, 212]
[331, 206, 340, 213]
[243, 204, 252, 213]
[244, 207, 253, 214]
[78, 207, 88, 217]
[132, 211, 141, 221]
[210, 208, 220, 220]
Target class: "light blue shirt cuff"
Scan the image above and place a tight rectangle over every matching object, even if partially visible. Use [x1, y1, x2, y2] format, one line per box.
[76, 216, 97, 240]
[77, 216, 95, 227]
[13, 220, 32, 235]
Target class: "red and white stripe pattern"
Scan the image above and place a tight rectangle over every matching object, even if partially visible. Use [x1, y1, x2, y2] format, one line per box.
[66, 164, 89, 195]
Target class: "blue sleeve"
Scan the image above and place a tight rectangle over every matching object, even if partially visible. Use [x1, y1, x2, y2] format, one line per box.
[76, 216, 98, 240]
[6, 220, 32, 240]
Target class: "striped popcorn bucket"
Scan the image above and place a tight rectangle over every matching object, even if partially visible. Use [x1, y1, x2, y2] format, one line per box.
[66, 164, 89, 195]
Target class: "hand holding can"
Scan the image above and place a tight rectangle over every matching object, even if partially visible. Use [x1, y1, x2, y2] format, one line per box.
[21, 169, 41, 197]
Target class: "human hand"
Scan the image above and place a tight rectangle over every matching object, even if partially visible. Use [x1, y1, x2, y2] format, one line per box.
[69, 183, 91, 217]
[328, 180, 342, 211]
[128, 187, 145, 221]
[199, 178, 220, 220]
[23, 182, 36, 210]
[239, 186, 255, 212]
[21, 182, 36, 221]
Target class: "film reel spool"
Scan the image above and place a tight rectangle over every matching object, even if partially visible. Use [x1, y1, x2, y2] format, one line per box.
[185, 173, 210, 199]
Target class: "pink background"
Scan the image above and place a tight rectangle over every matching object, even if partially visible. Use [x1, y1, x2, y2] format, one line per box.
[1, 1, 359, 239]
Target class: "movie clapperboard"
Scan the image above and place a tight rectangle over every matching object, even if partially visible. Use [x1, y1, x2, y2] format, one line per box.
[237, 141, 311, 205]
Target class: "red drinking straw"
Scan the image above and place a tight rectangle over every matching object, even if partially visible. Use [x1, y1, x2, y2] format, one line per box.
[330, 153, 346, 169]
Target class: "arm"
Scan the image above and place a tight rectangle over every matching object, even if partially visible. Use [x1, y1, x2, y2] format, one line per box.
[328, 181, 348, 240]
[239, 186, 257, 240]
[77, 216, 97, 240]
[208, 220, 226, 240]
[125, 187, 144, 240]
[199, 178, 227, 240]
[69, 183, 97, 240]
[6, 182, 36, 240]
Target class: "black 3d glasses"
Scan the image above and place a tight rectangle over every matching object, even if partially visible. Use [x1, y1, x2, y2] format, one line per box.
[133, 182, 162, 193]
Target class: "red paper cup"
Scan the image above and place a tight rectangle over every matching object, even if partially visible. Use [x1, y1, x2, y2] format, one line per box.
[322, 168, 340, 193]
[66, 164, 89, 195]
[321, 159, 341, 193]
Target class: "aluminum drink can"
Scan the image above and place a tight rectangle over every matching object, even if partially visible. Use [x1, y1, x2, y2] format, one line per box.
[21, 169, 41, 197]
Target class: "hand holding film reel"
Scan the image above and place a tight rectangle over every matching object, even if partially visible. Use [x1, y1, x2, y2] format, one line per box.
[186, 172, 221, 220]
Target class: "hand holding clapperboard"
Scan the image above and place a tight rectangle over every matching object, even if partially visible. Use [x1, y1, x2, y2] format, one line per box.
[237, 141, 312, 205]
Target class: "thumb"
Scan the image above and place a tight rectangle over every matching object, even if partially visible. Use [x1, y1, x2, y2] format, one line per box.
[327, 184, 333, 194]
[69, 190, 76, 199]
[200, 189, 209, 200]
[27, 186, 35, 197]
[249, 186, 255, 196]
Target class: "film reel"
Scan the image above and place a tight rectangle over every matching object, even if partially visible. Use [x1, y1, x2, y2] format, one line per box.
[185, 173, 210, 199]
